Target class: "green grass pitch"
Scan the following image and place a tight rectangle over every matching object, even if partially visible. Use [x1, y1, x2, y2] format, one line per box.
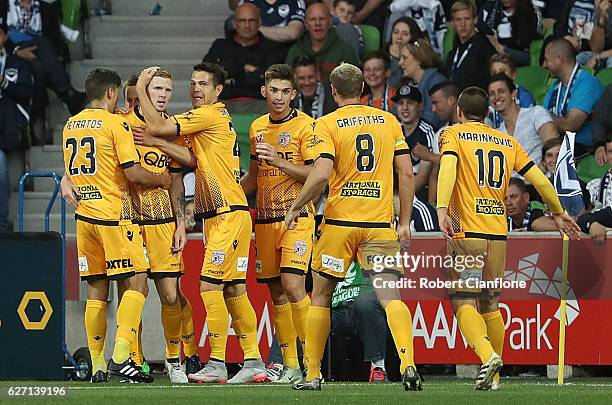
[2, 378, 612, 404]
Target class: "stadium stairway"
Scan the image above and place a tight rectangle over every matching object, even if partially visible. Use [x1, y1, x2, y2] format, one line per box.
[13, 0, 230, 234]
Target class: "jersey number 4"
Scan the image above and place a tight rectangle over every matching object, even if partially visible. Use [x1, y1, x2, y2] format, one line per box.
[66, 136, 97, 175]
[475, 148, 505, 189]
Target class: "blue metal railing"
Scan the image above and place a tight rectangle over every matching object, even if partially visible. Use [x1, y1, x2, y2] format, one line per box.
[17, 172, 77, 375]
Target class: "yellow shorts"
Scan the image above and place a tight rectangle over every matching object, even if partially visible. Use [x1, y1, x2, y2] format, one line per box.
[201, 210, 252, 285]
[312, 221, 402, 280]
[254, 217, 315, 282]
[140, 221, 183, 278]
[76, 219, 149, 281]
[446, 238, 507, 298]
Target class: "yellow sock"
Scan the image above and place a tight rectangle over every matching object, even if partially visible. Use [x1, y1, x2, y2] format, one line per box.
[181, 299, 198, 357]
[225, 293, 261, 360]
[304, 306, 330, 381]
[130, 322, 143, 366]
[384, 300, 415, 373]
[85, 300, 107, 373]
[456, 304, 494, 364]
[201, 291, 229, 362]
[112, 290, 145, 364]
[273, 303, 299, 369]
[161, 301, 183, 359]
[290, 295, 310, 348]
[483, 310, 505, 382]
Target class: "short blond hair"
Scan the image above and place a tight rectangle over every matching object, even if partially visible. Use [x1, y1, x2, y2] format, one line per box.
[330, 63, 363, 98]
[451, 0, 477, 17]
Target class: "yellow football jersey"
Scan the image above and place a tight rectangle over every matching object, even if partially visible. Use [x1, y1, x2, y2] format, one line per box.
[171, 102, 247, 219]
[63, 108, 139, 223]
[123, 108, 173, 223]
[250, 109, 316, 222]
[312, 104, 409, 225]
[438, 121, 533, 239]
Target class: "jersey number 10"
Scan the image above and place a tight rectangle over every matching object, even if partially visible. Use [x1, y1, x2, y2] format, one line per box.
[475, 148, 505, 189]
[66, 136, 97, 175]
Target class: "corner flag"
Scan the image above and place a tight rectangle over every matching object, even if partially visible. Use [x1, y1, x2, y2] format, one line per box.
[554, 132, 584, 217]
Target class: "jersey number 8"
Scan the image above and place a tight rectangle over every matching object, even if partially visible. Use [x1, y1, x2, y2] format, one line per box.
[356, 133, 375, 172]
[66, 136, 97, 175]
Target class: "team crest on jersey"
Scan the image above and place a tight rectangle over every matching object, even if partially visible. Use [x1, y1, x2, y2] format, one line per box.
[256, 133, 264, 143]
[294, 240, 307, 256]
[278, 132, 290, 147]
[4, 68, 18, 83]
[278, 4, 290, 18]
[184, 111, 194, 121]
[211, 250, 225, 266]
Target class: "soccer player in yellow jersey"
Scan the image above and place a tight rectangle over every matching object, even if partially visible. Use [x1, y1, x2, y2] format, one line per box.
[62, 69, 171, 383]
[436, 86, 581, 391]
[285, 63, 422, 391]
[240, 64, 315, 384]
[134, 63, 266, 384]
[122, 77, 202, 378]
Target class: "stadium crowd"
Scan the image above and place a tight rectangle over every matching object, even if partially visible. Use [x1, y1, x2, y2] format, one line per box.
[3, 0, 612, 389]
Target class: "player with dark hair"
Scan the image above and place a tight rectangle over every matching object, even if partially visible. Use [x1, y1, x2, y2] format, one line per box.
[63, 68, 171, 383]
[240, 63, 315, 383]
[437, 86, 580, 391]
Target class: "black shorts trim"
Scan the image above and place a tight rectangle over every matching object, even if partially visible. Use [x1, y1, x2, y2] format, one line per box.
[463, 232, 507, 241]
[120, 161, 136, 169]
[108, 270, 140, 281]
[81, 273, 108, 282]
[148, 270, 182, 279]
[137, 217, 175, 226]
[75, 213, 121, 226]
[325, 218, 391, 228]
[250, 154, 258, 160]
[256, 275, 281, 284]
[449, 291, 501, 299]
[255, 212, 310, 224]
[304, 159, 314, 165]
[280, 267, 306, 276]
[169, 166, 183, 173]
[517, 161, 535, 176]
[394, 149, 410, 156]
[318, 153, 334, 162]
[196, 205, 250, 220]
[200, 275, 247, 286]
[442, 151, 459, 158]
[314, 269, 345, 281]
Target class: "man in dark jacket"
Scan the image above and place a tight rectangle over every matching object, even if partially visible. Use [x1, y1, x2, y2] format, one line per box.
[285, 2, 358, 82]
[204, 2, 284, 100]
[0, 18, 32, 230]
[445, 0, 496, 91]
[1, 0, 85, 118]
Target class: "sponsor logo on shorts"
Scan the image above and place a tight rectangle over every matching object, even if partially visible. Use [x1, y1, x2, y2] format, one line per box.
[294, 240, 307, 256]
[106, 258, 134, 269]
[291, 259, 306, 266]
[475, 198, 505, 215]
[211, 250, 225, 266]
[340, 181, 381, 198]
[126, 230, 133, 241]
[76, 185, 102, 201]
[233, 239, 239, 250]
[322, 254, 344, 273]
[278, 131, 290, 147]
[237, 257, 249, 272]
[255, 260, 263, 273]
[78, 256, 89, 272]
[143, 246, 150, 264]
